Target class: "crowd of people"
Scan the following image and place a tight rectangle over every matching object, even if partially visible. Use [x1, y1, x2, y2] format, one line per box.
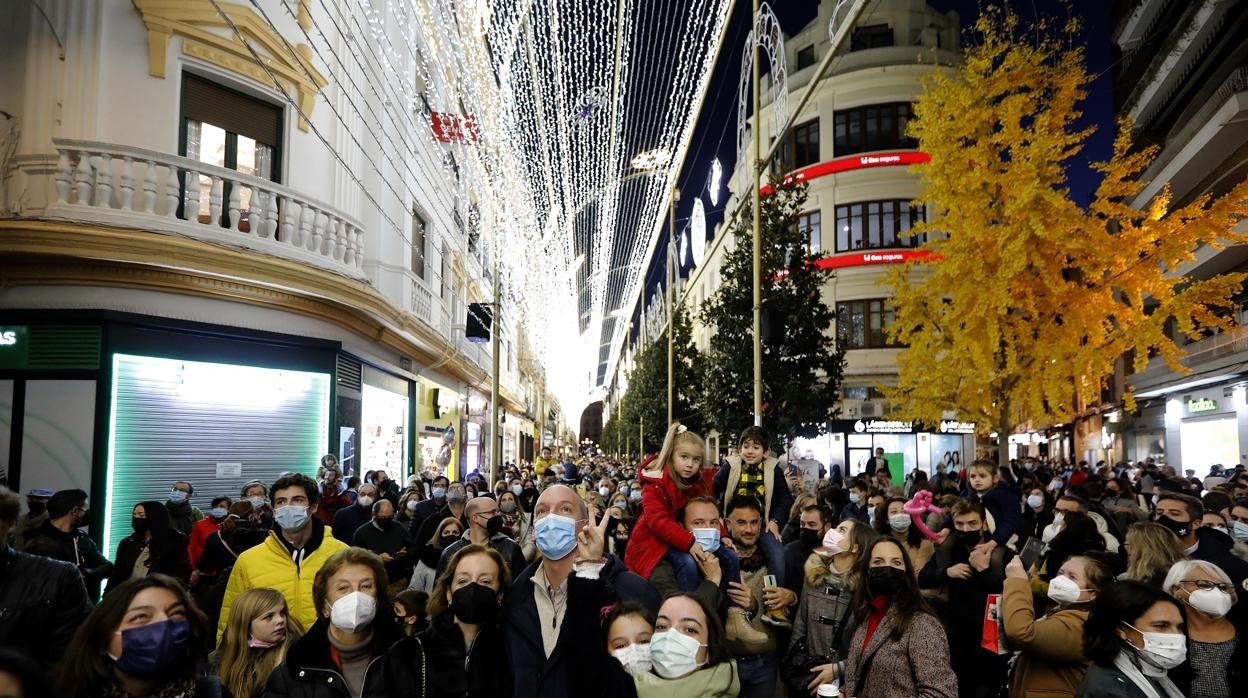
[2, 429, 1248, 698]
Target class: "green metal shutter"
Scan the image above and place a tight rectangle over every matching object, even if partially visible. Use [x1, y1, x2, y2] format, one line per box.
[104, 353, 330, 557]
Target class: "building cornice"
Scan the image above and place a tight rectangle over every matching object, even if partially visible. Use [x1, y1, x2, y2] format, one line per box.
[0, 219, 526, 412]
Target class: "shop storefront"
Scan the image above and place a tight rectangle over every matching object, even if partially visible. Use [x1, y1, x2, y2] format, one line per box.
[790, 419, 976, 481]
[415, 379, 460, 480]
[359, 366, 412, 483]
[1166, 384, 1245, 472]
[1, 312, 338, 560]
[1125, 402, 1166, 464]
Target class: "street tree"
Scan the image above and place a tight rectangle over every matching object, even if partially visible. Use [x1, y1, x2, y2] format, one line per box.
[885, 10, 1248, 467]
[698, 178, 846, 448]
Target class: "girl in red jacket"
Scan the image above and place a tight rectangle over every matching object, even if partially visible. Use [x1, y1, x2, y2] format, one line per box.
[624, 423, 756, 641]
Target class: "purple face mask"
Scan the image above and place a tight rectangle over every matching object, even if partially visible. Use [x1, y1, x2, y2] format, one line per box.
[110, 619, 190, 678]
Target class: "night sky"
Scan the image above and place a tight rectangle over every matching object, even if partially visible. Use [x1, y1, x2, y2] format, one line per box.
[628, 0, 1117, 342]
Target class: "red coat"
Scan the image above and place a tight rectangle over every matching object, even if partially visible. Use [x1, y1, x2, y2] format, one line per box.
[315, 483, 352, 525]
[624, 464, 713, 580]
[187, 516, 220, 567]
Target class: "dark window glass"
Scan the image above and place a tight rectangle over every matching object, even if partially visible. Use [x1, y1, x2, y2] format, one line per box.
[851, 24, 894, 51]
[796, 45, 816, 70]
[797, 211, 821, 253]
[831, 103, 918, 156]
[411, 209, 427, 278]
[833, 200, 926, 252]
[776, 119, 820, 173]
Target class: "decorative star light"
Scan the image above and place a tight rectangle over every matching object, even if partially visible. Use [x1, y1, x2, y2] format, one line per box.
[630, 148, 672, 172]
[573, 85, 608, 124]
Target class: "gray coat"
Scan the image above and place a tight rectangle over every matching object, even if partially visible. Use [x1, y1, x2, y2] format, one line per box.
[791, 562, 856, 662]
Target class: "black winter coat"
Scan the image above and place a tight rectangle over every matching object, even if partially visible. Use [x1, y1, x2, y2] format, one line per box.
[504, 556, 650, 698]
[351, 520, 412, 583]
[330, 505, 372, 544]
[21, 521, 114, 589]
[262, 620, 405, 698]
[385, 612, 511, 698]
[106, 531, 191, 594]
[0, 546, 91, 669]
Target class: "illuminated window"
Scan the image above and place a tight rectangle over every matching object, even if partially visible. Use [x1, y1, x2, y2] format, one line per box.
[835, 200, 925, 252]
[797, 211, 821, 253]
[180, 73, 282, 226]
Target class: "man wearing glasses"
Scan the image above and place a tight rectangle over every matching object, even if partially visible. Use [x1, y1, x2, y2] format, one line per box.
[436, 495, 527, 579]
[1154, 492, 1248, 597]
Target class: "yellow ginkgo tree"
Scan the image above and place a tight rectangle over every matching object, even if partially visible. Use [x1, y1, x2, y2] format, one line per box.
[885, 10, 1248, 467]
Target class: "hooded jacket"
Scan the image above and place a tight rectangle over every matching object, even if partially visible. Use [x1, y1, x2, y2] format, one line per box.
[624, 463, 712, 580]
[218, 520, 347, 641]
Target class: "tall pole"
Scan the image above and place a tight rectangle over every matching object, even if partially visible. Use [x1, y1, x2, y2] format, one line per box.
[639, 415, 644, 457]
[667, 185, 678, 426]
[750, 0, 763, 427]
[489, 258, 501, 487]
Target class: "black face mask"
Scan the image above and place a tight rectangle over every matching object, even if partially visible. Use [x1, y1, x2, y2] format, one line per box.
[28, 502, 47, 517]
[438, 534, 458, 548]
[450, 582, 501, 624]
[799, 528, 822, 550]
[132, 517, 149, 535]
[375, 518, 394, 530]
[956, 529, 984, 548]
[1155, 514, 1192, 539]
[484, 514, 504, 537]
[868, 566, 907, 598]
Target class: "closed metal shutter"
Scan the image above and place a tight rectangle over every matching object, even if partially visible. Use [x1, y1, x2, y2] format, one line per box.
[182, 73, 282, 148]
[104, 353, 331, 557]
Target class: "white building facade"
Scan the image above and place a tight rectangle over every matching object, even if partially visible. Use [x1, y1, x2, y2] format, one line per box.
[0, 0, 550, 557]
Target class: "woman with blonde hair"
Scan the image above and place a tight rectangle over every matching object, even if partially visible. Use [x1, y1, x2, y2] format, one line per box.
[1122, 522, 1184, 588]
[212, 588, 304, 698]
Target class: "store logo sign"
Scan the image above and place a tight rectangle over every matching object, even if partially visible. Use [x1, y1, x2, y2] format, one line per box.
[1188, 398, 1218, 413]
[0, 331, 15, 346]
[854, 419, 913, 433]
[939, 420, 976, 434]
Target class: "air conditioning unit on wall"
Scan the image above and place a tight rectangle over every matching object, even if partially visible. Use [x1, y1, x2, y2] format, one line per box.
[860, 401, 882, 418]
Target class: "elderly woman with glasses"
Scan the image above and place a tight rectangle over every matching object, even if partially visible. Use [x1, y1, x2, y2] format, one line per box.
[1164, 559, 1245, 698]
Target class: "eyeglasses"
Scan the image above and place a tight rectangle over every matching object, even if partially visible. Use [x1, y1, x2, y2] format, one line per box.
[1180, 579, 1235, 594]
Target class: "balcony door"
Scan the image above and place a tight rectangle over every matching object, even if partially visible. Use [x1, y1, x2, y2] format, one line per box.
[179, 73, 283, 228]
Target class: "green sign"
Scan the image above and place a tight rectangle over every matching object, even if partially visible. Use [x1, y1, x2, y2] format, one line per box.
[0, 326, 29, 369]
[1188, 398, 1218, 413]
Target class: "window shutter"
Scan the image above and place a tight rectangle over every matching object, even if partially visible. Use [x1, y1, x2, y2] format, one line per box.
[182, 73, 282, 147]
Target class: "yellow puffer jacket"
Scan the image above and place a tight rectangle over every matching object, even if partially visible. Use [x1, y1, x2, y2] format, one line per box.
[216, 526, 348, 641]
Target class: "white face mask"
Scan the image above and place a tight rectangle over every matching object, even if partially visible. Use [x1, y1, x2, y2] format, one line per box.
[1186, 588, 1233, 619]
[329, 590, 377, 632]
[1046, 574, 1087, 605]
[888, 514, 912, 532]
[611, 642, 652, 675]
[357, 495, 375, 508]
[1123, 623, 1186, 674]
[1026, 494, 1044, 509]
[648, 629, 705, 679]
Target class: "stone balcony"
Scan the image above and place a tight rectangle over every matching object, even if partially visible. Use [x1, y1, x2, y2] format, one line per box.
[9, 138, 367, 281]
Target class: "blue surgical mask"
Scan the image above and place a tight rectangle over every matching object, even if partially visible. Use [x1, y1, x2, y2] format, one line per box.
[849, 492, 861, 504]
[274, 505, 310, 531]
[630, 489, 642, 502]
[109, 619, 190, 679]
[692, 528, 720, 553]
[619, 485, 631, 497]
[168, 490, 188, 504]
[511, 484, 523, 496]
[432, 487, 447, 499]
[534, 513, 578, 560]
[613, 500, 627, 510]
[208, 507, 229, 519]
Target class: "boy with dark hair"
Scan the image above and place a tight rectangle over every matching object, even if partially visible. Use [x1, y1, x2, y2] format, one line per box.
[713, 427, 793, 624]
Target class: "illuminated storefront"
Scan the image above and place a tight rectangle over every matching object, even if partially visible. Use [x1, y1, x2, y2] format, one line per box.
[790, 419, 975, 481]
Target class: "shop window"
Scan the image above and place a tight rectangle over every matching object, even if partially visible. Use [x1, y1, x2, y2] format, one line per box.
[796, 44, 816, 70]
[832, 103, 917, 156]
[835, 200, 926, 252]
[796, 211, 821, 253]
[837, 299, 900, 349]
[411, 208, 427, 279]
[180, 73, 283, 227]
[851, 24, 894, 51]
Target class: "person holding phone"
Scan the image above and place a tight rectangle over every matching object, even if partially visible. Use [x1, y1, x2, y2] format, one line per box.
[1003, 553, 1114, 697]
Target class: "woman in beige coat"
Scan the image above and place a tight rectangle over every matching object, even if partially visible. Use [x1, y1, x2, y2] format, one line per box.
[1002, 552, 1114, 698]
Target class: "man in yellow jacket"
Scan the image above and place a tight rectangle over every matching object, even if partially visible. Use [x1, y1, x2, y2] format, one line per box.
[216, 473, 347, 641]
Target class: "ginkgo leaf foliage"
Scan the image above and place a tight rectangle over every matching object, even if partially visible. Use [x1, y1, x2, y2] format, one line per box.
[884, 9, 1248, 463]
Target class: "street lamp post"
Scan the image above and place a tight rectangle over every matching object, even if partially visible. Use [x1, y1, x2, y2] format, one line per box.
[750, 0, 763, 428]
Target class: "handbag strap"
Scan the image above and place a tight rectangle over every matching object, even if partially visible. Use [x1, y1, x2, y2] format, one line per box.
[216, 531, 238, 560]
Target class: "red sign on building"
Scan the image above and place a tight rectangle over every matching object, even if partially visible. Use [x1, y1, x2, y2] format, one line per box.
[761, 151, 931, 195]
[814, 249, 940, 270]
[431, 112, 480, 144]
